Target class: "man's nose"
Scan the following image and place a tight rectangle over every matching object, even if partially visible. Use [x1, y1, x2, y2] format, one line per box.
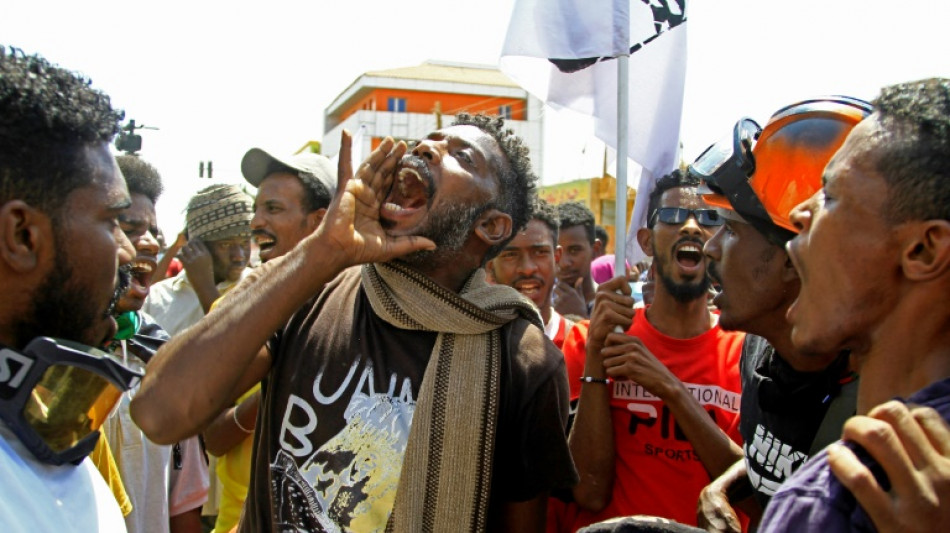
[517, 254, 538, 276]
[117, 229, 135, 265]
[230, 243, 248, 261]
[704, 226, 724, 261]
[789, 191, 819, 233]
[138, 229, 160, 256]
[680, 212, 704, 237]
[411, 139, 442, 164]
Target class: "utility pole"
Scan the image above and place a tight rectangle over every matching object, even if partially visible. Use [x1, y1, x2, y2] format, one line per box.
[198, 161, 213, 179]
[115, 119, 158, 155]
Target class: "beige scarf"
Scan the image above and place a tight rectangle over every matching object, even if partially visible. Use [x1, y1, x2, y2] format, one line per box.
[361, 261, 541, 532]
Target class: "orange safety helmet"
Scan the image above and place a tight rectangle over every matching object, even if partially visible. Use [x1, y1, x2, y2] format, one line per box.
[694, 96, 872, 243]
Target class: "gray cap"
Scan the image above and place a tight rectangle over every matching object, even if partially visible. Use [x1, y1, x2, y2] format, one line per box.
[241, 148, 337, 202]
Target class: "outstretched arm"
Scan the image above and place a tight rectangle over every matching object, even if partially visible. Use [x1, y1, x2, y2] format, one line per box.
[828, 401, 950, 533]
[131, 133, 435, 444]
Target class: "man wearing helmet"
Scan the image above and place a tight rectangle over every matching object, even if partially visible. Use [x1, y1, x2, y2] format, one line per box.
[694, 97, 872, 531]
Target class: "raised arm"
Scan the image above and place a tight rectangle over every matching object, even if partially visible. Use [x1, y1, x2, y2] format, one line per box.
[601, 327, 743, 481]
[568, 274, 636, 511]
[130, 133, 435, 444]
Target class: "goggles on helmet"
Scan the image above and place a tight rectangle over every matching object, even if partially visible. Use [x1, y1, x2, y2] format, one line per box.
[689, 118, 795, 246]
[0, 337, 142, 465]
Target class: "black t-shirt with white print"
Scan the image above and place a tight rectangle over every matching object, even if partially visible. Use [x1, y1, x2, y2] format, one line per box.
[240, 267, 577, 532]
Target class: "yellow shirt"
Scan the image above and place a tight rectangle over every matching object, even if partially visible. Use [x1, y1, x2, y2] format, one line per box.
[211, 385, 260, 533]
[90, 433, 133, 517]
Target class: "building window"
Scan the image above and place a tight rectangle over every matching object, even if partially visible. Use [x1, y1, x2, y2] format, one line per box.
[387, 97, 407, 112]
[499, 104, 513, 119]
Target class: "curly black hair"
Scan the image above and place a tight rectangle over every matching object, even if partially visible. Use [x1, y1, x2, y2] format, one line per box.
[531, 197, 560, 246]
[0, 46, 124, 215]
[646, 168, 700, 228]
[557, 201, 596, 243]
[451, 113, 538, 260]
[116, 155, 163, 205]
[871, 78, 950, 223]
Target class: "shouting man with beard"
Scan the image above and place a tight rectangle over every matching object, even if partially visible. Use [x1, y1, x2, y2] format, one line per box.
[559, 169, 745, 531]
[131, 114, 578, 532]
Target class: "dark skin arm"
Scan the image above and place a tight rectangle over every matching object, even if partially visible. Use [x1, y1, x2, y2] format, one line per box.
[698, 458, 763, 532]
[568, 276, 636, 511]
[570, 274, 744, 511]
[202, 388, 261, 457]
[130, 134, 435, 444]
[487, 494, 549, 533]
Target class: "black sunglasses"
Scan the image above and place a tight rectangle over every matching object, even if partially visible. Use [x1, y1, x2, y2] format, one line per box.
[651, 207, 724, 227]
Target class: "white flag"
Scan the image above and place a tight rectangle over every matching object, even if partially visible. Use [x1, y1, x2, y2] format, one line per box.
[500, 0, 688, 265]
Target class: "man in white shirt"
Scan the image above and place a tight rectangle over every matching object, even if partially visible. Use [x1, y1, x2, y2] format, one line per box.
[0, 46, 135, 532]
[143, 184, 254, 337]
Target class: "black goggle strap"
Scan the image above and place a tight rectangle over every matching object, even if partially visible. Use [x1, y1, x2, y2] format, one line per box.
[692, 118, 792, 242]
[46, 338, 142, 391]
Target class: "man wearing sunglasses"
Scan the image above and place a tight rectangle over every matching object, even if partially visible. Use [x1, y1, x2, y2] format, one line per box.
[0, 47, 137, 531]
[561, 169, 745, 530]
[694, 97, 871, 531]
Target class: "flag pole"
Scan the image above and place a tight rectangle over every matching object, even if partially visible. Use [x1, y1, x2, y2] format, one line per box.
[614, 53, 629, 278]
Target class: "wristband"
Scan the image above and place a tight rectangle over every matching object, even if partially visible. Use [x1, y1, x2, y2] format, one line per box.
[579, 376, 612, 385]
[232, 406, 254, 434]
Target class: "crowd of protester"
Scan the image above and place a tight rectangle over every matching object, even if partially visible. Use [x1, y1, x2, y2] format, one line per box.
[1, 44, 949, 533]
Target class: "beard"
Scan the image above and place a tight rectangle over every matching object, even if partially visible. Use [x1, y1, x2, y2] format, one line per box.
[397, 201, 488, 269]
[14, 233, 130, 348]
[653, 239, 711, 304]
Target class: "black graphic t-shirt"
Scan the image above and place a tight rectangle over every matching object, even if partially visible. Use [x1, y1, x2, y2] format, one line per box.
[739, 334, 852, 508]
[240, 267, 577, 532]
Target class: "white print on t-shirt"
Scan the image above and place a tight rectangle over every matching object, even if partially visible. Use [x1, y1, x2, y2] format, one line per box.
[613, 380, 741, 412]
[271, 359, 416, 532]
[745, 423, 808, 496]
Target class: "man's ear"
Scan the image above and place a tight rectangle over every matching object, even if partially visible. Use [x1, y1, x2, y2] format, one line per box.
[902, 220, 950, 282]
[636, 227, 655, 257]
[592, 238, 604, 257]
[554, 244, 563, 265]
[307, 207, 328, 233]
[0, 201, 48, 273]
[474, 209, 513, 248]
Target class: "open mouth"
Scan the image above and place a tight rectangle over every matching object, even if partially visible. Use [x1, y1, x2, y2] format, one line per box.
[381, 158, 432, 222]
[674, 241, 704, 270]
[254, 231, 277, 255]
[514, 279, 544, 299]
[129, 258, 156, 296]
